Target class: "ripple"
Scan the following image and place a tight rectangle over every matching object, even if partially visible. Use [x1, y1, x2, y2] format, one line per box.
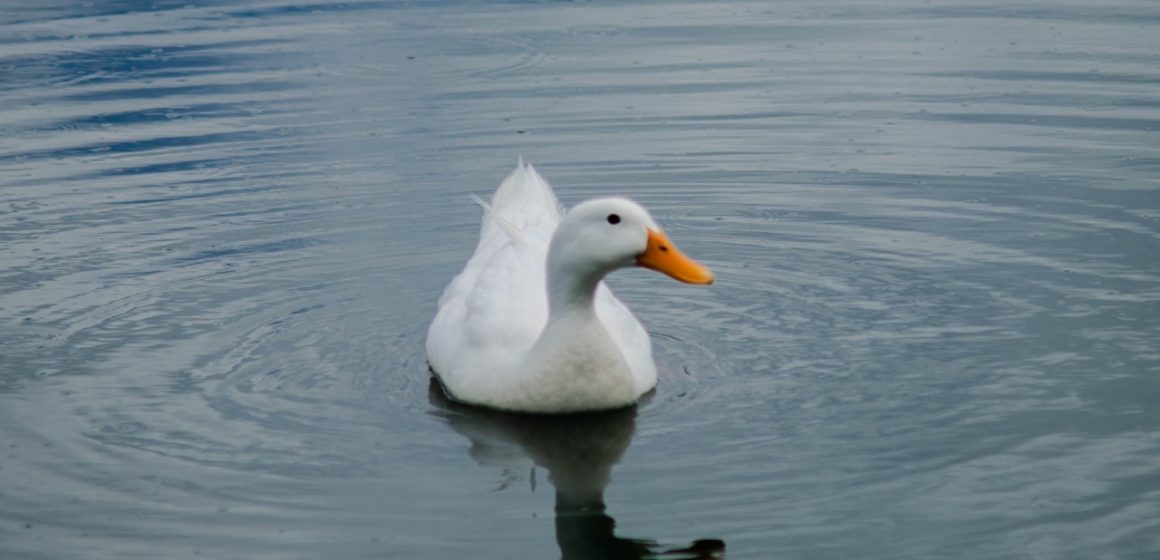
[460, 35, 551, 78]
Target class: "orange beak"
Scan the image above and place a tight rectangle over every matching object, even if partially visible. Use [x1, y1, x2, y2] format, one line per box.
[635, 229, 715, 285]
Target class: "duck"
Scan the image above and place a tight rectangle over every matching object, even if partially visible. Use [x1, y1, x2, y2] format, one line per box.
[426, 161, 714, 413]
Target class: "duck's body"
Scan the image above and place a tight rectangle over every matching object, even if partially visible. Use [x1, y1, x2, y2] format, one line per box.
[426, 162, 712, 413]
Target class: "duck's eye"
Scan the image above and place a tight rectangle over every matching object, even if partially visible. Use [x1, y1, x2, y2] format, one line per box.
[607, 214, 621, 225]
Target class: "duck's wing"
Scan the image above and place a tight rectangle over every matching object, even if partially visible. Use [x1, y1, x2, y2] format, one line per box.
[427, 162, 564, 384]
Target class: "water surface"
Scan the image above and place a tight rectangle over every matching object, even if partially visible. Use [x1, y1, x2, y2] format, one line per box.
[2, 1, 1159, 558]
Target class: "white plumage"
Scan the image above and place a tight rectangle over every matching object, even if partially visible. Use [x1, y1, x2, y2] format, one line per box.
[426, 161, 713, 413]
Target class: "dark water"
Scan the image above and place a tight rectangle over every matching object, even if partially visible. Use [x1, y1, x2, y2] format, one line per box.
[2, 1, 1159, 558]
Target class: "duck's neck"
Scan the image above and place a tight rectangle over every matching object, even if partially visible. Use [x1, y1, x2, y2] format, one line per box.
[546, 260, 605, 320]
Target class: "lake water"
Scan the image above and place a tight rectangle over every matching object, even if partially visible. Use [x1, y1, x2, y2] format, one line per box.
[2, 1, 1158, 558]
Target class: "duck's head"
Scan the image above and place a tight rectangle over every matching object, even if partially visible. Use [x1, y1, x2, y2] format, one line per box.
[549, 198, 715, 285]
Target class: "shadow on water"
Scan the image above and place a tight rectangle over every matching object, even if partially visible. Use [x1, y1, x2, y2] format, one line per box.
[427, 379, 725, 560]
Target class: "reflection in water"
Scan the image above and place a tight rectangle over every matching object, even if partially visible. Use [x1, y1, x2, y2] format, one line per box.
[428, 380, 725, 560]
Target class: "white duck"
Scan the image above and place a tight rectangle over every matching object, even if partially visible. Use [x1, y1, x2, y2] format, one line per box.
[426, 162, 714, 413]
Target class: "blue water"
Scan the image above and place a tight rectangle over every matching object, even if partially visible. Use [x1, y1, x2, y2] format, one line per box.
[2, 1, 1158, 558]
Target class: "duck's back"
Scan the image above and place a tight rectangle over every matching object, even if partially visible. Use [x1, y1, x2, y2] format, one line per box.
[426, 163, 563, 389]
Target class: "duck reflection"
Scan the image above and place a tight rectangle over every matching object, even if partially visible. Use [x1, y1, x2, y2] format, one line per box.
[428, 379, 724, 559]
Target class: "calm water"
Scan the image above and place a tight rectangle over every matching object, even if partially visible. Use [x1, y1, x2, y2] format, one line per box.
[2, 1, 1159, 558]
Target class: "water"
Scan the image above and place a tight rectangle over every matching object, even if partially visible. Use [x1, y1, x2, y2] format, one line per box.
[2, 1, 1158, 558]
